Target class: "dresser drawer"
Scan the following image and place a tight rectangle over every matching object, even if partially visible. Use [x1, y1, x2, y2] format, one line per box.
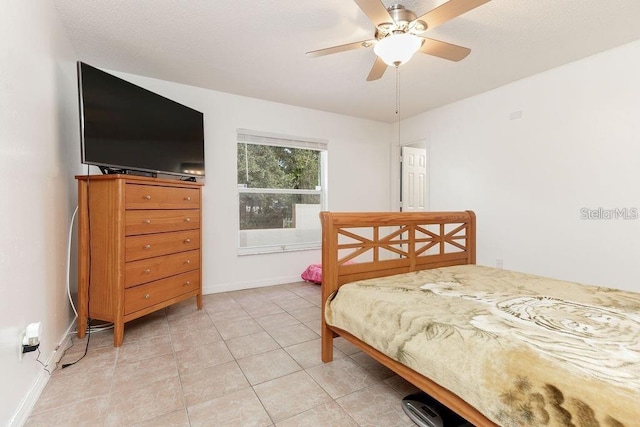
[125, 210, 200, 235]
[124, 270, 200, 315]
[126, 184, 200, 210]
[126, 229, 200, 261]
[125, 250, 200, 288]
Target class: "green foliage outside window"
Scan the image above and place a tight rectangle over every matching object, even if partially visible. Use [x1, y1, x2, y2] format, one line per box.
[238, 144, 321, 230]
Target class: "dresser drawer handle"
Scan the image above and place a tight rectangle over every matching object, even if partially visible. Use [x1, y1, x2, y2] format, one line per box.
[184, 238, 191, 244]
[184, 217, 191, 222]
[185, 259, 191, 264]
[144, 195, 151, 200]
[144, 244, 151, 250]
[184, 281, 191, 286]
[143, 219, 151, 224]
[185, 196, 191, 201]
[144, 293, 150, 299]
[144, 269, 151, 274]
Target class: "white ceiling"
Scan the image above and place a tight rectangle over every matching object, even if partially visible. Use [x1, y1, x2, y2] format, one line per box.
[53, 0, 640, 123]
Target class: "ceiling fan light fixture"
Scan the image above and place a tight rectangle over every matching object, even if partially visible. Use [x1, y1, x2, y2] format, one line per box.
[374, 33, 422, 66]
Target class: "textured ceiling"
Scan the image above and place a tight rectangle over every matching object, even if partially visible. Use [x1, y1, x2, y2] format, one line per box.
[53, 0, 640, 123]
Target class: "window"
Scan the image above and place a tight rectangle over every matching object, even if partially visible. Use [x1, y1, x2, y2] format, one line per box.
[237, 129, 327, 254]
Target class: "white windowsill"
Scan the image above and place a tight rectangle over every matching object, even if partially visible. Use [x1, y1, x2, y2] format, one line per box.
[237, 243, 321, 256]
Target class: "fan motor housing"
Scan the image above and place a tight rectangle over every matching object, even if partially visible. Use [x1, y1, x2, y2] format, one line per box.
[389, 4, 417, 25]
[377, 4, 426, 35]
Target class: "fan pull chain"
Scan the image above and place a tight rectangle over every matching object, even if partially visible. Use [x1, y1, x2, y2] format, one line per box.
[395, 65, 400, 116]
[396, 65, 401, 145]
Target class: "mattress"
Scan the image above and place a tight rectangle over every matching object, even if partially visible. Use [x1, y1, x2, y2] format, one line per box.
[325, 264, 640, 426]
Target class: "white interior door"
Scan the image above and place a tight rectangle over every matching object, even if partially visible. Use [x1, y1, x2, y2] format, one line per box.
[400, 146, 427, 212]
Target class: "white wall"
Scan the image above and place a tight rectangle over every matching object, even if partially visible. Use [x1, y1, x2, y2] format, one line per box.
[0, 0, 82, 425]
[103, 71, 392, 293]
[400, 40, 640, 292]
[0, 6, 391, 419]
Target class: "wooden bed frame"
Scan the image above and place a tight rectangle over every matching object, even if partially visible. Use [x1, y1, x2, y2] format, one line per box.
[320, 210, 497, 427]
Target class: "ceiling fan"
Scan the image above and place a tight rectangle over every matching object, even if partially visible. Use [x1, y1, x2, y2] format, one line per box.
[306, 0, 491, 81]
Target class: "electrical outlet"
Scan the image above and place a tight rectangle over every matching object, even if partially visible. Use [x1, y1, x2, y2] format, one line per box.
[18, 322, 41, 361]
[496, 259, 504, 269]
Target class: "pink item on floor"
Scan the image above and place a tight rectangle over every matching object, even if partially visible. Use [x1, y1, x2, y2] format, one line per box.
[301, 263, 323, 284]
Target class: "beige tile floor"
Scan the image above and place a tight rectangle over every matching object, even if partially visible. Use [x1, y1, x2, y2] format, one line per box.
[26, 282, 419, 426]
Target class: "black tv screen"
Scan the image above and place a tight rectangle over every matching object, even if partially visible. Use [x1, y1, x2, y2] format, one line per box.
[77, 62, 205, 178]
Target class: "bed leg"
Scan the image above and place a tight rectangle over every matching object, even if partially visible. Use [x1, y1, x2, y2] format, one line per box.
[321, 321, 334, 362]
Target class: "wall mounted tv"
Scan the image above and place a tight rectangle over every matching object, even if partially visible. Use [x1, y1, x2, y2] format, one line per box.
[77, 61, 205, 179]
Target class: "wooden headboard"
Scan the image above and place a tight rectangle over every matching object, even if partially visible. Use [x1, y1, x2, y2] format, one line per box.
[320, 210, 476, 303]
[318, 211, 495, 427]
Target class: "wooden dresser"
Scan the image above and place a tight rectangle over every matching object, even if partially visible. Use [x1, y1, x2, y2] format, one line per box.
[76, 174, 203, 346]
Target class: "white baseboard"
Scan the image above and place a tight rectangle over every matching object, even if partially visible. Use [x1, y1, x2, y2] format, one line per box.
[202, 274, 303, 294]
[9, 320, 76, 427]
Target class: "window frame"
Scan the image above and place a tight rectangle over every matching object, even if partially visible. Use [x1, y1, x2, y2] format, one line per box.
[237, 129, 328, 255]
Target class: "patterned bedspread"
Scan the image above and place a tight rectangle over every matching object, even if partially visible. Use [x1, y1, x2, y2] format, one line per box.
[325, 265, 640, 426]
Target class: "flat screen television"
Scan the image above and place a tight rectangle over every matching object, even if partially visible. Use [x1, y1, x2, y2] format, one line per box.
[77, 61, 205, 179]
